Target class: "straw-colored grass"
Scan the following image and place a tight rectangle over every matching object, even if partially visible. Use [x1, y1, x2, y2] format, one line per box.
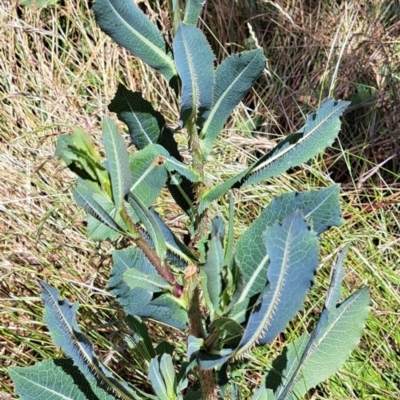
[1, 0, 399, 398]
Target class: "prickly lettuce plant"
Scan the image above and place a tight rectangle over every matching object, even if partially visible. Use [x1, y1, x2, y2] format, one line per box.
[9, 1, 369, 399]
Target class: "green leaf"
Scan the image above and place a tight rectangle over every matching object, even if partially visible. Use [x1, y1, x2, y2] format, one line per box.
[234, 211, 319, 358]
[128, 192, 167, 260]
[173, 23, 215, 127]
[200, 49, 265, 156]
[232, 186, 342, 322]
[9, 359, 118, 400]
[266, 250, 370, 400]
[72, 184, 122, 234]
[198, 99, 348, 212]
[125, 315, 156, 364]
[274, 288, 370, 400]
[93, 0, 177, 82]
[148, 355, 178, 400]
[124, 268, 170, 292]
[198, 167, 249, 214]
[103, 116, 132, 210]
[109, 247, 188, 330]
[108, 84, 166, 150]
[201, 217, 226, 316]
[183, 0, 204, 25]
[148, 208, 198, 266]
[39, 282, 136, 399]
[241, 99, 350, 187]
[56, 129, 111, 195]
[251, 387, 275, 400]
[129, 144, 170, 207]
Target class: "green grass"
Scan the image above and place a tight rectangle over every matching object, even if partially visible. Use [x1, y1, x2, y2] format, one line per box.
[1, 0, 399, 398]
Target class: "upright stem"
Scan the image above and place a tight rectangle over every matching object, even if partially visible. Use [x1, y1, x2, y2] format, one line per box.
[185, 120, 217, 399]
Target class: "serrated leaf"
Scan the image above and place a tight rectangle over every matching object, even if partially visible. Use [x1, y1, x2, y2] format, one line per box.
[9, 359, 118, 400]
[39, 282, 136, 399]
[173, 23, 214, 127]
[128, 192, 167, 260]
[264, 250, 369, 399]
[198, 99, 348, 212]
[200, 49, 265, 156]
[183, 0, 204, 25]
[103, 116, 132, 210]
[93, 0, 177, 82]
[109, 247, 188, 330]
[72, 184, 122, 234]
[231, 186, 342, 323]
[234, 211, 319, 358]
[241, 99, 350, 187]
[274, 288, 370, 400]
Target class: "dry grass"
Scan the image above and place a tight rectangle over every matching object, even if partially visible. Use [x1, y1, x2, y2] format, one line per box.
[0, 0, 399, 398]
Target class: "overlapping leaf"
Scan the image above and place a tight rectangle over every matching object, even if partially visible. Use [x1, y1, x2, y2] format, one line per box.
[200, 49, 265, 156]
[102, 116, 131, 210]
[266, 250, 370, 399]
[39, 281, 136, 399]
[148, 354, 178, 400]
[110, 247, 188, 330]
[9, 359, 119, 400]
[109, 84, 167, 150]
[183, 0, 204, 25]
[72, 184, 121, 235]
[241, 99, 350, 187]
[173, 23, 215, 127]
[56, 129, 111, 195]
[234, 211, 319, 358]
[198, 99, 348, 212]
[231, 186, 343, 322]
[93, 0, 177, 82]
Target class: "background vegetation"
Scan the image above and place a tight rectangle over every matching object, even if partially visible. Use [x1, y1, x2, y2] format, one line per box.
[1, 0, 399, 398]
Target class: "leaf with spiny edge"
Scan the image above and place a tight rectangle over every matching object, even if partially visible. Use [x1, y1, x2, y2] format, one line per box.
[231, 185, 342, 323]
[233, 211, 319, 359]
[9, 358, 120, 400]
[39, 281, 137, 400]
[200, 48, 265, 157]
[173, 23, 215, 127]
[270, 251, 370, 400]
[198, 99, 348, 212]
[241, 99, 350, 187]
[93, 0, 177, 82]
